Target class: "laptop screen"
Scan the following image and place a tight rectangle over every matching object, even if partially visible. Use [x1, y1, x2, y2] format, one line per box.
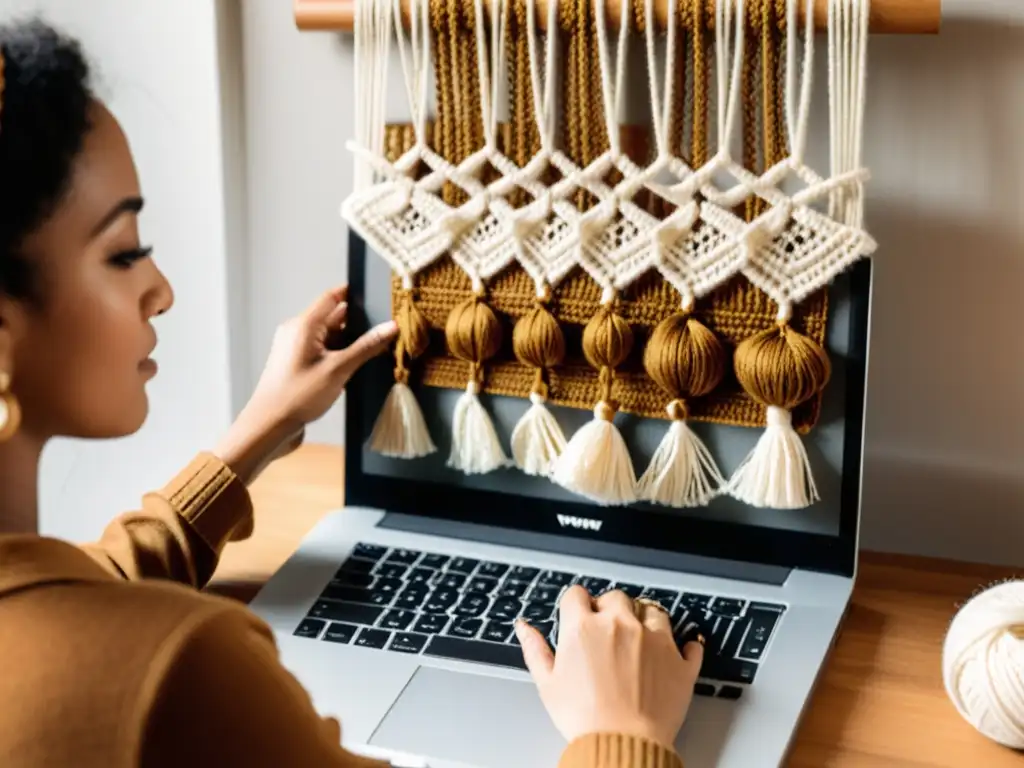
[346, 237, 869, 578]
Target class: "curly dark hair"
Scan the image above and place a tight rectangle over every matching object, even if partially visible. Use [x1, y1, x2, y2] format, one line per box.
[0, 18, 94, 301]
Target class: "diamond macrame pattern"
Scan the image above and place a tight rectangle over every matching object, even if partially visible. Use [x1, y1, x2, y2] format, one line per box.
[572, 152, 665, 293]
[717, 157, 877, 307]
[341, 144, 454, 281]
[429, 146, 523, 286]
[501, 149, 588, 291]
[746, 201, 876, 307]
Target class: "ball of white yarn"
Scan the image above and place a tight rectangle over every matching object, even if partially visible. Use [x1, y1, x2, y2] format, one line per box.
[942, 580, 1024, 749]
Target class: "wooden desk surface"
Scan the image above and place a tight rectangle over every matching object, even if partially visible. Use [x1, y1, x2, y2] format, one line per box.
[211, 443, 1024, 767]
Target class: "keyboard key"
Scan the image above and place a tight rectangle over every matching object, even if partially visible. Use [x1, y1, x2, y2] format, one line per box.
[694, 683, 716, 697]
[293, 618, 325, 638]
[611, 582, 643, 598]
[391, 632, 429, 654]
[578, 576, 610, 595]
[424, 588, 459, 613]
[424, 636, 528, 671]
[375, 563, 409, 579]
[482, 621, 513, 643]
[509, 566, 539, 581]
[487, 597, 522, 622]
[308, 600, 383, 625]
[447, 617, 483, 639]
[641, 588, 678, 611]
[323, 622, 357, 644]
[538, 570, 573, 587]
[407, 567, 435, 585]
[336, 558, 374, 576]
[468, 576, 499, 594]
[333, 570, 374, 588]
[395, 586, 428, 609]
[680, 593, 712, 610]
[739, 608, 781, 660]
[708, 616, 730, 654]
[528, 585, 562, 604]
[497, 580, 530, 598]
[717, 685, 743, 700]
[479, 561, 509, 578]
[711, 598, 746, 617]
[380, 610, 416, 631]
[412, 613, 449, 634]
[371, 577, 403, 594]
[529, 620, 555, 642]
[354, 628, 392, 649]
[386, 549, 420, 565]
[453, 593, 490, 618]
[437, 572, 467, 589]
[420, 553, 450, 569]
[702, 658, 757, 684]
[353, 543, 387, 560]
[319, 584, 382, 604]
[449, 557, 479, 574]
[523, 602, 552, 621]
[720, 618, 747, 658]
[749, 601, 785, 613]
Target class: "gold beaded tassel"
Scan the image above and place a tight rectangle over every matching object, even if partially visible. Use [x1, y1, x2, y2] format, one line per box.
[444, 285, 511, 474]
[551, 292, 638, 506]
[509, 284, 569, 476]
[368, 283, 438, 458]
[636, 297, 727, 507]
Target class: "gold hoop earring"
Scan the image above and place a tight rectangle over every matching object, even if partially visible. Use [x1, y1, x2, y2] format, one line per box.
[0, 371, 21, 442]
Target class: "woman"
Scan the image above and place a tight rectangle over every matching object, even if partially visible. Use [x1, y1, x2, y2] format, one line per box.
[0, 18, 705, 768]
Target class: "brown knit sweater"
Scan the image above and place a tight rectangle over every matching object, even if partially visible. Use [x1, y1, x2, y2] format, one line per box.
[0, 452, 684, 767]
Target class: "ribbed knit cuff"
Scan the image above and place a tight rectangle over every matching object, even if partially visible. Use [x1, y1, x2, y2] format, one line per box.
[557, 733, 684, 768]
[160, 452, 254, 553]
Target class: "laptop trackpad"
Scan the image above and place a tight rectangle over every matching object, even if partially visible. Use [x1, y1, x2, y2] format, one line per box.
[369, 666, 565, 767]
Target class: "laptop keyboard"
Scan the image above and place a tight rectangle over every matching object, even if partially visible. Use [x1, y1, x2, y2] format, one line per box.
[292, 542, 786, 700]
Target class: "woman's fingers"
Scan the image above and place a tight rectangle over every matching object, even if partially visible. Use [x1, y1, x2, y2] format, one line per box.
[515, 619, 555, 682]
[324, 301, 348, 331]
[638, 600, 673, 635]
[304, 284, 349, 324]
[331, 320, 398, 372]
[594, 589, 634, 617]
[557, 585, 594, 626]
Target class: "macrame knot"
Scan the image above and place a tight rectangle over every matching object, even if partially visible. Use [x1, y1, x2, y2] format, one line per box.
[666, 399, 688, 421]
[582, 303, 633, 372]
[445, 294, 503, 369]
[513, 302, 566, 373]
[595, 401, 616, 421]
[397, 290, 431, 359]
[642, 312, 725, 404]
[733, 322, 831, 410]
[766, 405, 791, 428]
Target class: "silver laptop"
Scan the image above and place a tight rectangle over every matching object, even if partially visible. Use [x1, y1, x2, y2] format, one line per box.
[248, 236, 873, 768]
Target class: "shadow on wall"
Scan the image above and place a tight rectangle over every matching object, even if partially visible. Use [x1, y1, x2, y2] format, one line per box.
[856, 19, 1024, 567]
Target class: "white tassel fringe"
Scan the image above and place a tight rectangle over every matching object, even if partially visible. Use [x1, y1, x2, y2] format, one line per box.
[369, 381, 437, 458]
[725, 405, 819, 508]
[447, 381, 510, 474]
[511, 393, 567, 476]
[638, 419, 724, 507]
[551, 402, 637, 505]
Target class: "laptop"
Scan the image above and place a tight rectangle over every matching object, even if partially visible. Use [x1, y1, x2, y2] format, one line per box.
[248, 234, 873, 768]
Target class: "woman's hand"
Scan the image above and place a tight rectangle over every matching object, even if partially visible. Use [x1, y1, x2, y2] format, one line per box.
[516, 586, 704, 751]
[214, 285, 397, 484]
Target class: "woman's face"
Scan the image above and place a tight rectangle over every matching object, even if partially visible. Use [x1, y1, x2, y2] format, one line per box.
[0, 101, 174, 440]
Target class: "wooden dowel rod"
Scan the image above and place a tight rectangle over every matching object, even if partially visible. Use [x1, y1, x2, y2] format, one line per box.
[294, 0, 940, 34]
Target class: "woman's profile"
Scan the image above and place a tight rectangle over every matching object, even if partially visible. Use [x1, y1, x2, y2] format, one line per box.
[0, 18, 704, 768]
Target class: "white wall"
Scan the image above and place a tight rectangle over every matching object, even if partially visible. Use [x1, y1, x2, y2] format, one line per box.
[239, 0, 1024, 567]
[2, 0, 245, 542]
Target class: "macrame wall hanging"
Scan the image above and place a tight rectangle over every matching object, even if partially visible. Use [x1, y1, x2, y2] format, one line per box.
[341, 0, 875, 510]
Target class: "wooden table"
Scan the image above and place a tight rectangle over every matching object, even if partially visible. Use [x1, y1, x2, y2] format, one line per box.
[210, 443, 1024, 767]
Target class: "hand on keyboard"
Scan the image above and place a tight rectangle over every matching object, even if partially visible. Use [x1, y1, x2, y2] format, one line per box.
[515, 585, 704, 750]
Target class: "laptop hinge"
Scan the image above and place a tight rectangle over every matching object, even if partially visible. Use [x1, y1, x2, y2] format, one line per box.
[378, 512, 792, 586]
